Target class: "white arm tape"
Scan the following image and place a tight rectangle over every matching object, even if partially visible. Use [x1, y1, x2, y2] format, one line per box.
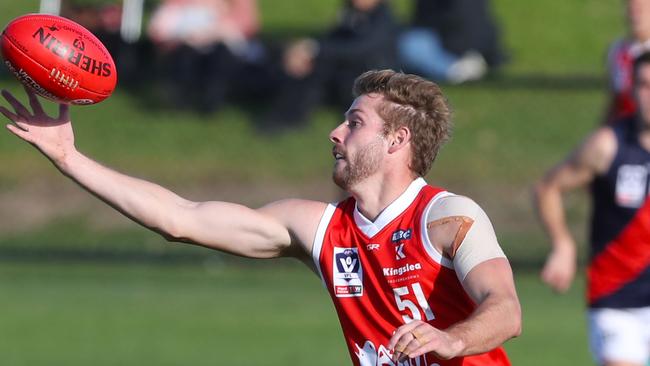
[427, 195, 506, 282]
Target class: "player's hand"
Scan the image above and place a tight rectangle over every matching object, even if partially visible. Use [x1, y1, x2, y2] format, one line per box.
[388, 320, 463, 363]
[1, 86, 73, 165]
[541, 239, 576, 293]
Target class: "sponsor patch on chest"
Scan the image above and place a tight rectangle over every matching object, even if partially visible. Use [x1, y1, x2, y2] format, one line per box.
[615, 164, 650, 208]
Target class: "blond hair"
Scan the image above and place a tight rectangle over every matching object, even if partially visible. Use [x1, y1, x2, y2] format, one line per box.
[353, 70, 452, 177]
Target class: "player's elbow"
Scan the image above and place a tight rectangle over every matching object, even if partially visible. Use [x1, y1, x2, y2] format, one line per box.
[157, 200, 200, 243]
[532, 179, 551, 202]
[493, 292, 522, 342]
[532, 178, 559, 211]
[153, 222, 189, 243]
[506, 297, 523, 339]
[161, 219, 202, 245]
[160, 229, 185, 243]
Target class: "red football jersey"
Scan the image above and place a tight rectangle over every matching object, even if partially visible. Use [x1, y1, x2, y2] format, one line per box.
[606, 38, 637, 124]
[312, 179, 510, 366]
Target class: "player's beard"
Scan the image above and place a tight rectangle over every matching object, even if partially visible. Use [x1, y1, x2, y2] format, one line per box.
[333, 138, 384, 190]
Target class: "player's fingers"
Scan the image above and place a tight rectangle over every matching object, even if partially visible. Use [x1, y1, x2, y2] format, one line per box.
[401, 337, 423, 360]
[388, 321, 423, 350]
[392, 350, 405, 363]
[393, 334, 413, 353]
[544, 277, 561, 292]
[58, 103, 70, 122]
[540, 270, 552, 286]
[541, 267, 559, 286]
[6, 124, 33, 143]
[556, 278, 570, 293]
[391, 332, 417, 363]
[400, 324, 434, 359]
[409, 339, 443, 360]
[24, 85, 45, 115]
[393, 332, 415, 353]
[543, 270, 568, 293]
[405, 324, 444, 359]
[1, 89, 31, 118]
[411, 324, 432, 344]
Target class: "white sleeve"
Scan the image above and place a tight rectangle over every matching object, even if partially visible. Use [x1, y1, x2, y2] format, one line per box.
[426, 195, 506, 282]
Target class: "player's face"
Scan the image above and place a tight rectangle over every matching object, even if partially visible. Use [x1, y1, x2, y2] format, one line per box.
[628, 0, 650, 40]
[634, 62, 650, 125]
[329, 94, 388, 190]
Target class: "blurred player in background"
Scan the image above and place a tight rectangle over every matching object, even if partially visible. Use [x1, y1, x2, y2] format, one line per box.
[603, 0, 650, 125]
[1, 70, 520, 365]
[535, 53, 650, 366]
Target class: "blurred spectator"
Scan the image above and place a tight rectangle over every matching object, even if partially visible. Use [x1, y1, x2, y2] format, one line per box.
[260, 0, 398, 132]
[61, 0, 123, 58]
[603, 0, 650, 125]
[61, 0, 149, 87]
[147, 0, 263, 114]
[398, 0, 507, 84]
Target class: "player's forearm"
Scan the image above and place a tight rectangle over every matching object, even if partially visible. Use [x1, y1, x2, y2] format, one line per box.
[445, 293, 521, 356]
[53, 149, 296, 257]
[534, 181, 574, 248]
[56, 148, 189, 239]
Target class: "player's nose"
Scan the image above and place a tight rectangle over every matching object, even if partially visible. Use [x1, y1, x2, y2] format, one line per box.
[329, 122, 346, 144]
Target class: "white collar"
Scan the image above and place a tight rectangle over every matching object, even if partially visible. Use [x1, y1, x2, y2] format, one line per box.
[353, 177, 427, 237]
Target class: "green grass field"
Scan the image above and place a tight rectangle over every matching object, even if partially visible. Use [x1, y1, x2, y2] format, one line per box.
[0, 0, 626, 365]
[0, 262, 591, 366]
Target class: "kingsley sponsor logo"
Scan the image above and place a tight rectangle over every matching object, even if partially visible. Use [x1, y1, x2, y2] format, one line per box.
[382, 263, 422, 277]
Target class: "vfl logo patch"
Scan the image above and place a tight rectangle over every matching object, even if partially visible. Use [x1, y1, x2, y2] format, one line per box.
[333, 247, 363, 297]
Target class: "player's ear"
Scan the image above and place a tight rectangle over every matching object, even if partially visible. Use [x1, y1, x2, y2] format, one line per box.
[388, 126, 411, 154]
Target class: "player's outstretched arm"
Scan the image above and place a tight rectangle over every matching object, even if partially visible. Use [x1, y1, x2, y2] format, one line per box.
[533, 128, 616, 292]
[1, 88, 325, 259]
[389, 196, 521, 362]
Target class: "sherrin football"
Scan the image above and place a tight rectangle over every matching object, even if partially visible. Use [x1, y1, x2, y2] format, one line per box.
[1, 14, 117, 105]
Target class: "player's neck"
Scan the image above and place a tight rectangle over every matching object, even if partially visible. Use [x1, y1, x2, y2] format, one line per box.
[350, 171, 418, 222]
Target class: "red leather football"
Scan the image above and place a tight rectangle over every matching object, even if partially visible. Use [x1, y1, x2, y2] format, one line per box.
[0, 14, 117, 105]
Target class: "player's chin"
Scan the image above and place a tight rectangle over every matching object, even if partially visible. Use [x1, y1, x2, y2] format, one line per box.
[332, 160, 346, 174]
[332, 168, 350, 190]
